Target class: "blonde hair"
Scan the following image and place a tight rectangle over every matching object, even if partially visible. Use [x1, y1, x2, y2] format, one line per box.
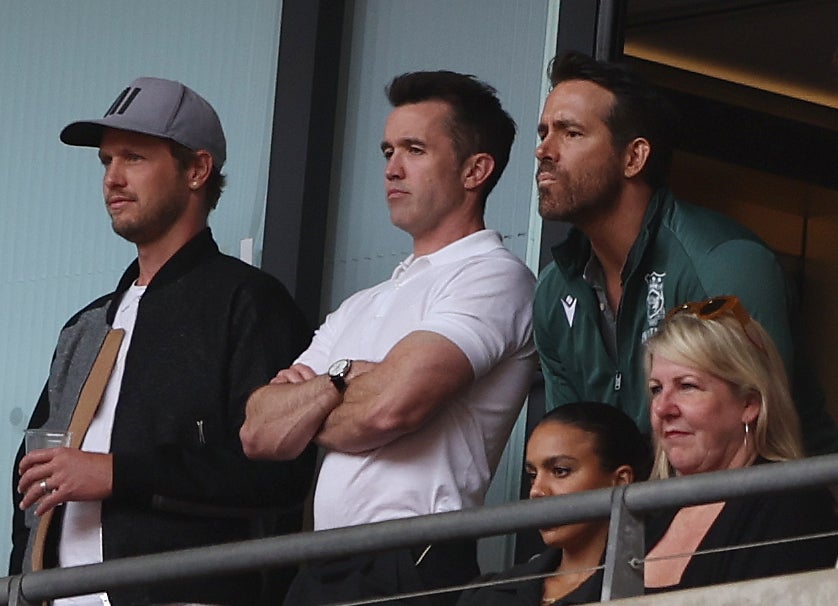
[644, 309, 803, 479]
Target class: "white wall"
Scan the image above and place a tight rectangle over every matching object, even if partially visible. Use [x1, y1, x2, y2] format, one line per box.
[0, 0, 284, 572]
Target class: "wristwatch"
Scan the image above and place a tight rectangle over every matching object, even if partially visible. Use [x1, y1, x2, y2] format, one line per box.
[328, 359, 352, 392]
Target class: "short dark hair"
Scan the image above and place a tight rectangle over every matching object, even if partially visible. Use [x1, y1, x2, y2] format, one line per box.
[386, 70, 516, 205]
[548, 51, 679, 190]
[169, 141, 227, 211]
[538, 401, 652, 481]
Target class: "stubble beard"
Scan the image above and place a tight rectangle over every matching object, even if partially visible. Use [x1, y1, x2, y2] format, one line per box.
[537, 163, 622, 226]
[111, 194, 189, 245]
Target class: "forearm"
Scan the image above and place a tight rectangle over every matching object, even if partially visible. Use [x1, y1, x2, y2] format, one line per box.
[315, 385, 402, 453]
[241, 376, 341, 460]
[316, 333, 473, 453]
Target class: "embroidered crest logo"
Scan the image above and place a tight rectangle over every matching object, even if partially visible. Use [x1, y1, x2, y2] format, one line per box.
[643, 271, 666, 342]
[561, 295, 577, 327]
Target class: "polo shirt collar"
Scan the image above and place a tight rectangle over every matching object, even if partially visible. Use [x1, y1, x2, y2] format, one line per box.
[393, 229, 502, 279]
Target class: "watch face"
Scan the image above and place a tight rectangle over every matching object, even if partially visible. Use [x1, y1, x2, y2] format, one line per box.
[329, 359, 351, 377]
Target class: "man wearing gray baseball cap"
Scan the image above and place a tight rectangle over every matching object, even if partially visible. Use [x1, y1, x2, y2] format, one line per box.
[11, 77, 316, 605]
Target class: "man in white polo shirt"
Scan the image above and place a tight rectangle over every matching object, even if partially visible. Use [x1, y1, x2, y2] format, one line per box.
[241, 70, 536, 605]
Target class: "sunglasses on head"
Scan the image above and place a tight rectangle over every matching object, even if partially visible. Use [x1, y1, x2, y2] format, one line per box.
[665, 295, 764, 352]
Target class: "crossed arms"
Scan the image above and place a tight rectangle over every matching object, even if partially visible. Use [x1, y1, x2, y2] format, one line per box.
[240, 330, 475, 460]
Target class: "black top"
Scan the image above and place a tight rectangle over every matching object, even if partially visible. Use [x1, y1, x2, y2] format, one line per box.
[646, 464, 837, 593]
[457, 547, 604, 606]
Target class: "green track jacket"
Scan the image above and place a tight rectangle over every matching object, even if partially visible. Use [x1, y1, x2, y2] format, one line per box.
[534, 188, 838, 454]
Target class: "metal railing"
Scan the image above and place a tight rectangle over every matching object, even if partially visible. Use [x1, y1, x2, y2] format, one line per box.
[3, 453, 837, 605]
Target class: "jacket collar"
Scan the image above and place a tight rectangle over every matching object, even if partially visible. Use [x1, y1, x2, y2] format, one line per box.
[107, 227, 218, 323]
[621, 187, 670, 282]
[550, 187, 672, 282]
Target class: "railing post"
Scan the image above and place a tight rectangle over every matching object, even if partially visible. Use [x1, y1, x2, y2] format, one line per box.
[600, 485, 645, 601]
[8, 575, 35, 606]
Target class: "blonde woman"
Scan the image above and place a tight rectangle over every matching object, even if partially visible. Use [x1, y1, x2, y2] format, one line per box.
[644, 296, 836, 592]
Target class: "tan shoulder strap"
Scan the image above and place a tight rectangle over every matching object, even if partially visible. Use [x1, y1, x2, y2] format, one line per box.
[32, 328, 125, 571]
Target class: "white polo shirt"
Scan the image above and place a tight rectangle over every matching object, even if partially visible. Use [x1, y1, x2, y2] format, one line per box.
[296, 230, 536, 530]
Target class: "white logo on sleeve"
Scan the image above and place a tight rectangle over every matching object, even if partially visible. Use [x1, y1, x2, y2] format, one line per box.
[561, 295, 578, 326]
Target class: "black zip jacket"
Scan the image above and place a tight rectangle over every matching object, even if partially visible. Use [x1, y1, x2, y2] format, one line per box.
[11, 228, 316, 605]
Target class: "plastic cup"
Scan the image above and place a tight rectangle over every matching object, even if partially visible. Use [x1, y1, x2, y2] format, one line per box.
[24, 428, 72, 452]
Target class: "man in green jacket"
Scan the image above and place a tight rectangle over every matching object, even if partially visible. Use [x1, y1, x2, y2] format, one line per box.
[533, 51, 838, 455]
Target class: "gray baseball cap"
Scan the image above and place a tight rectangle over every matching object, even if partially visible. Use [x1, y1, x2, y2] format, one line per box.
[60, 77, 226, 170]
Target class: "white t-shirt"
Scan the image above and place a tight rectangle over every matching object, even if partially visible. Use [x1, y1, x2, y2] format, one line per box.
[296, 230, 536, 530]
[56, 283, 146, 606]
